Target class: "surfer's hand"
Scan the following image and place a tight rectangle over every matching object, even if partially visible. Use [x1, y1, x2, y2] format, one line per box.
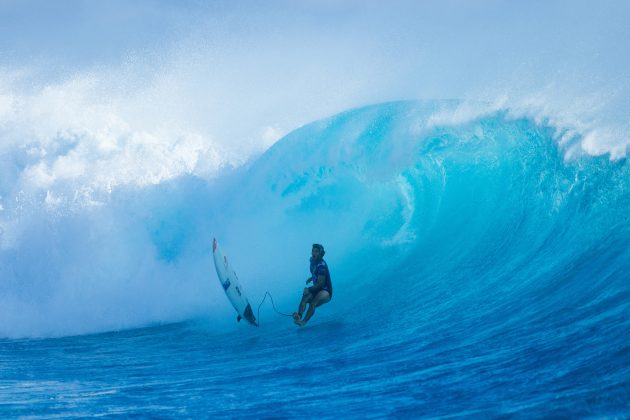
[306, 278, 312, 284]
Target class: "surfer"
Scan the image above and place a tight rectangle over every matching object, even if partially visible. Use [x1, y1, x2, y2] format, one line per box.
[293, 243, 333, 326]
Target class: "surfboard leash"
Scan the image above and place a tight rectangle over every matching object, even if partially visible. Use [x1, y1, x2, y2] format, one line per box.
[257, 291, 293, 325]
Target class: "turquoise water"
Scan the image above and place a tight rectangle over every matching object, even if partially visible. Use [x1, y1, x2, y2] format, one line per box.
[1, 101, 629, 417]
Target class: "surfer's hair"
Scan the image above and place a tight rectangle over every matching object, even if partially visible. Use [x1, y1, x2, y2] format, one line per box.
[312, 243, 325, 256]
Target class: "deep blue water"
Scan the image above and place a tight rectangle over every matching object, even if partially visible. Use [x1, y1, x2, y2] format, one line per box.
[1, 101, 629, 417]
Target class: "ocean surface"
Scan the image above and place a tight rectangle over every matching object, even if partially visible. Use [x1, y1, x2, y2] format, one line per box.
[1, 101, 629, 417]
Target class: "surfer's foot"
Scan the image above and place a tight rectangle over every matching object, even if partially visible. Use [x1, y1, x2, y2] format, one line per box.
[293, 312, 301, 321]
[294, 319, 306, 327]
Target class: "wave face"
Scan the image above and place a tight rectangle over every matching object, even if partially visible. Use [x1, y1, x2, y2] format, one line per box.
[240, 100, 630, 323]
[1, 101, 629, 416]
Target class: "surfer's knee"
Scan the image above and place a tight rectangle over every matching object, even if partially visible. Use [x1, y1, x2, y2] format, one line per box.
[313, 291, 331, 307]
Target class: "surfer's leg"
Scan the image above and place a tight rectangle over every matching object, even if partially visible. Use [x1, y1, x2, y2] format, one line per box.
[300, 291, 330, 325]
[295, 288, 313, 320]
[315, 291, 331, 308]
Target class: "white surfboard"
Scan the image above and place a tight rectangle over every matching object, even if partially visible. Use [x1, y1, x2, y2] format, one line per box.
[212, 238, 258, 326]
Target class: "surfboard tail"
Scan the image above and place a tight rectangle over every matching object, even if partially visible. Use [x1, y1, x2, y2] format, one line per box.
[243, 304, 258, 327]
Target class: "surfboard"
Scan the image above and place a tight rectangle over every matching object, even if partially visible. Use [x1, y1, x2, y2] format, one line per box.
[212, 238, 258, 326]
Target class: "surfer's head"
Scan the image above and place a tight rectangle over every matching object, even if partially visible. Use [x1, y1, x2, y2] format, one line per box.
[312, 243, 325, 259]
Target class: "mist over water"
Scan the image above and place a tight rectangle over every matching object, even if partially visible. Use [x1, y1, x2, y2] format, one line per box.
[2, 0, 630, 163]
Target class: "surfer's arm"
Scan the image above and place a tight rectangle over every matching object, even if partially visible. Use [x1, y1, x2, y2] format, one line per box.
[308, 274, 326, 295]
